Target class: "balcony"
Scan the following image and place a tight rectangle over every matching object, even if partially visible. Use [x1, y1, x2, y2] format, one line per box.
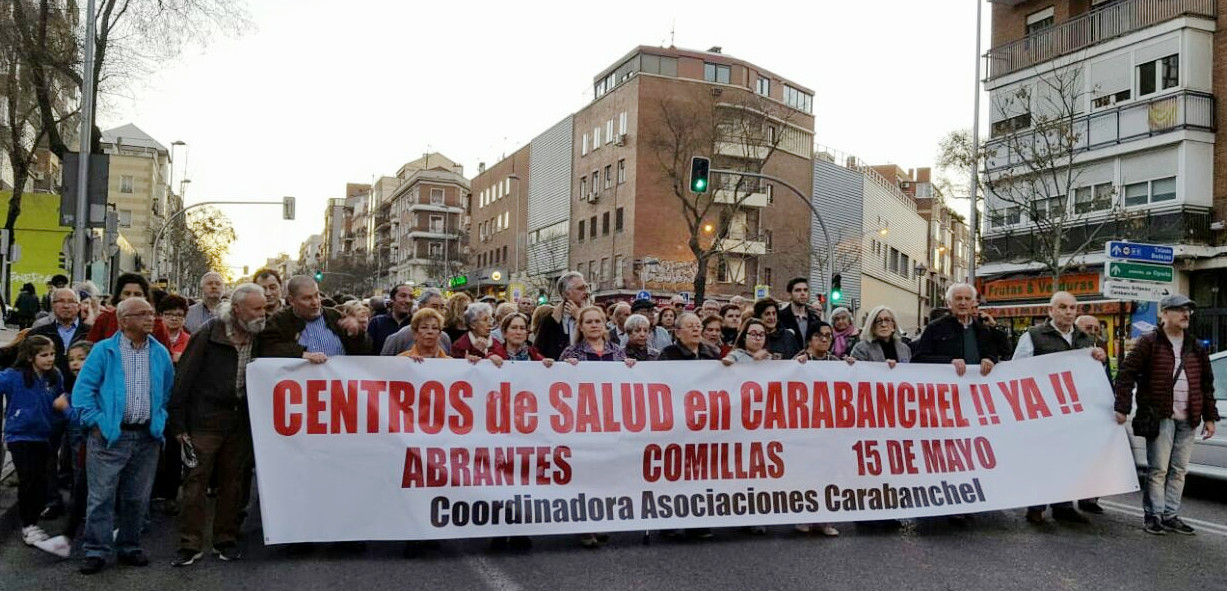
[719, 237, 768, 256]
[986, 0, 1216, 81]
[982, 204, 1212, 264]
[985, 90, 1215, 172]
[715, 141, 770, 160]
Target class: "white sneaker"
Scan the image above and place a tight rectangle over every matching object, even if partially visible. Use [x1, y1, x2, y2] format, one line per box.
[33, 535, 71, 558]
[21, 525, 49, 546]
[819, 525, 840, 537]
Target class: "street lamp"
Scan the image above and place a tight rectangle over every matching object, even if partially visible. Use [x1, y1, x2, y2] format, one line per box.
[915, 262, 929, 336]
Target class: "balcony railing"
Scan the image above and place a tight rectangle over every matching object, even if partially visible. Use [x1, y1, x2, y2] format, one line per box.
[982, 204, 1212, 264]
[985, 90, 1215, 172]
[986, 0, 1216, 80]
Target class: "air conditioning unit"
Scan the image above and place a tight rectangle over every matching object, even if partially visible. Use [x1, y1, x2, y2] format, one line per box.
[615, 134, 627, 147]
[586, 192, 599, 203]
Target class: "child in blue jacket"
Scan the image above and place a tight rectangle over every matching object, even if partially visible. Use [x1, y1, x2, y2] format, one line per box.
[2, 334, 73, 555]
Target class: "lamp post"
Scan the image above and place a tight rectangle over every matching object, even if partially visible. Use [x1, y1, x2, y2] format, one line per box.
[915, 262, 929, 337]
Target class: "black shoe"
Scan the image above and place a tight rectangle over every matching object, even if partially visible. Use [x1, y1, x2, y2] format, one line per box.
[509, 536, 532, 551]
[1143, 516, 1166, 535]
[213, 542, 242, 561]
[1052, 507, 1091, 524]
[170, 549, 203, 567]
[1077, 500, 1105, 514]
[1162, 517, 1196, 535]
[79, 556, 106, 575]
[1025, 508, 1045, 524]
[118, 551, 149, 567]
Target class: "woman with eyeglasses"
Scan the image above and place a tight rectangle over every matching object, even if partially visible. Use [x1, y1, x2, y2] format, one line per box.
[722, 318, 773, 365]
[829, 307, 859, 359]
[796, 321, 842, 363]
[849, 305, 910, 367]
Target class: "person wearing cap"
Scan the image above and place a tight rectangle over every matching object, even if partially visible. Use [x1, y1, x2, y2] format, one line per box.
[1114, 294, 1218, 536]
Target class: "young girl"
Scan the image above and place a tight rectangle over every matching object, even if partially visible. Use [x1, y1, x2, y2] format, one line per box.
[1, 335, 73, 556]
[63, 341, 93, 545]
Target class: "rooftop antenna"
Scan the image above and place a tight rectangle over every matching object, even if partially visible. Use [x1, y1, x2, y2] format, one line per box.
[669, 18, 675, 47]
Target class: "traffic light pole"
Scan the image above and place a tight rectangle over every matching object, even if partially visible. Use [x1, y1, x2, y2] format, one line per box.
[709, 169, 833, 318]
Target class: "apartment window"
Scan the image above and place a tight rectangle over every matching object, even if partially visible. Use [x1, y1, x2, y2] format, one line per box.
[591, 172, 599, 193]
[615, 207, 624, 232]
[765, 184, 774, 205]
[756, 76, 770, 96]
[593, 126, 601, 148]
[118, 209, 133, 227]
[617, 159, 626, 184]
[502, 246, 508, 263]
[604, 165, 612, 189]
[430, 215, 444, 233]
[1034, 194, 1066, 218]
[429, 242, 443, 258]
[763, 267, 772, 286]
[1025, 7, 1054, 35]
[782, 85, 813, 114]
[614, 255, 624, 279]
[589, 216, 597, 237]
[602, 211, 610, 235]
[900, 254, 911, 278]
[889, 248, 900, 274]
[1092, 90, 1131, 109]
[1138, 55, 1179, 97]
[618, 112, 628, 135]
[704, 63, 731, 84]
[582, 134, 589, 155]
[579, 176, 587, 199]
[991, 112, 1032, 136]
[120, 175, 134, 193]
[1125, 177, 1177, 206]
[990, 206, 1022, 227]
[1074, 183, 1114, 213]
[578, 219, 586, 241]
[605, 120, 614, 144]
[1151, 177, 1176, 202]
[430, 188, 444, 205]
[600, 258, 609, 281]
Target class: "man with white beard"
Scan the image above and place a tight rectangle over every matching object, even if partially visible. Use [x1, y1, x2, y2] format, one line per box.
[167, 283, 268, 565]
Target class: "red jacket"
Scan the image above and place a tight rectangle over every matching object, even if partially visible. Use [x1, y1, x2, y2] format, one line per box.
[87, 309, 171, 347]
[1114, 329, 1219, 427]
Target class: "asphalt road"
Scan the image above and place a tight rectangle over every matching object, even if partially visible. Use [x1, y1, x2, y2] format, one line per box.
[2, 475, 1226, 591]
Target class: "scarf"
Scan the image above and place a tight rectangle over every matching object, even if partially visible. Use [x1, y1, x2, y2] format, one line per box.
[832, 325, 857, 358]
[467, 331, 491, 355]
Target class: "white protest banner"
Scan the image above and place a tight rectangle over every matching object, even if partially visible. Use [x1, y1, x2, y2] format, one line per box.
[246, 351, 1138, 543]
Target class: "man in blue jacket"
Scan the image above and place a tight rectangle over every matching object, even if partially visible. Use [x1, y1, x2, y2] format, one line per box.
[72, 297, 175, 575]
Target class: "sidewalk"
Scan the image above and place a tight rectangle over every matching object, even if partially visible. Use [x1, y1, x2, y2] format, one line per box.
[0, 450, 17, 540]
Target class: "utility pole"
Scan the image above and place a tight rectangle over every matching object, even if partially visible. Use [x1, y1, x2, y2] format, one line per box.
[967, 0, 983, 283]
[71, 0, 98, 282]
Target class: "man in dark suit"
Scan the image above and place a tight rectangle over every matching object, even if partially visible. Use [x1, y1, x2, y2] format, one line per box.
[777, 277, 821, 351]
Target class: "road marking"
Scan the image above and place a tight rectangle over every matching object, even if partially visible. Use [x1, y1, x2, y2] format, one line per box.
[464, 555, 524, 591]
[1098, 500, 1227, 537]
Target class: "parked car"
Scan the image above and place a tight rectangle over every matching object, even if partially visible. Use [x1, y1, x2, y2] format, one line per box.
[1127, 350, 1227, 480]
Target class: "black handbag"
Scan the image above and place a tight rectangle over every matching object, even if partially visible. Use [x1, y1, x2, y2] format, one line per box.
[1133, 356, 1185, 440]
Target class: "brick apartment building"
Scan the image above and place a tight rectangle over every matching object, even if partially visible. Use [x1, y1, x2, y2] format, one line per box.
[469, 45, 817, 303]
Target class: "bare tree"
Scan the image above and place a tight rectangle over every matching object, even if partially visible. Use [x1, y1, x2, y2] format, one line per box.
[166, 205, 233, 289]
[644, 83, 795, 303]
[940, 66, 1134, 283]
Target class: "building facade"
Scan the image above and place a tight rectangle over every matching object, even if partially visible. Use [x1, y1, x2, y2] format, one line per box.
[384, 153, 469, 287]
[100, 124, 172, 272]
[469, 147, 529, 297]
[982, 0, 1224, 350]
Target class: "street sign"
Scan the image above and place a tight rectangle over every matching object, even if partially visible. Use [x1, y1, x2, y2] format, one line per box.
[754, 284, 770, 299]
[1104, 280, 1172, 302]
[636, 290, 651, 301]
[1105, 241, 1174, 264]
[509, 282, 525, 301]
[680, 291, 692, 304]
[1106, 261, 1174, 284]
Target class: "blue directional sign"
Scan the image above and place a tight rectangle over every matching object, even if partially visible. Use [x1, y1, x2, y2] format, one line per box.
[1105, 241, 1174, 264]
[636, 290, 651, 301]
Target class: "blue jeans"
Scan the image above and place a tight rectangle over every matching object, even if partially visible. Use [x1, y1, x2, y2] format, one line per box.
[1143, 418, 1196, 520]
[81, 430, 160, 559]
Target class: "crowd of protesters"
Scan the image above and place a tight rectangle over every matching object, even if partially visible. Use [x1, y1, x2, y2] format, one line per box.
[0, 268, 1215, 573]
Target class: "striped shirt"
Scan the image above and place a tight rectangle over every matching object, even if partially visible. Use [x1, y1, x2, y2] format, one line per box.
[227, 322, 255, 398]
[297, 314, 346, 356]
[120, 334, 152, 424]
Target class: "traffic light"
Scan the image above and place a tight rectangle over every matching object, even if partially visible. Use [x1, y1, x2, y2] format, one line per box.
[536, 290, 548, 305]
[58, 252, 68, 270]
[313, 270, 324, 282]
[830, 274, 843, 303]
[689, 156, 710, 194]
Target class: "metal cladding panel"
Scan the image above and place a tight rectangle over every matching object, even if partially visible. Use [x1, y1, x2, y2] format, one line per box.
[528, 115, 574, 231]
[527, 115, 573, 276]
[811, 158, 864, 302]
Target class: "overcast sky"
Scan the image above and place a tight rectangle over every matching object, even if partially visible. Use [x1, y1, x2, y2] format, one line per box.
[99, 0, 992, 274]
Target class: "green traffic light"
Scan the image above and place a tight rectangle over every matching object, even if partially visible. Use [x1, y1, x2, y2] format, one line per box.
[831, 291, 842, 301]
[693, 178, 706, 191]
